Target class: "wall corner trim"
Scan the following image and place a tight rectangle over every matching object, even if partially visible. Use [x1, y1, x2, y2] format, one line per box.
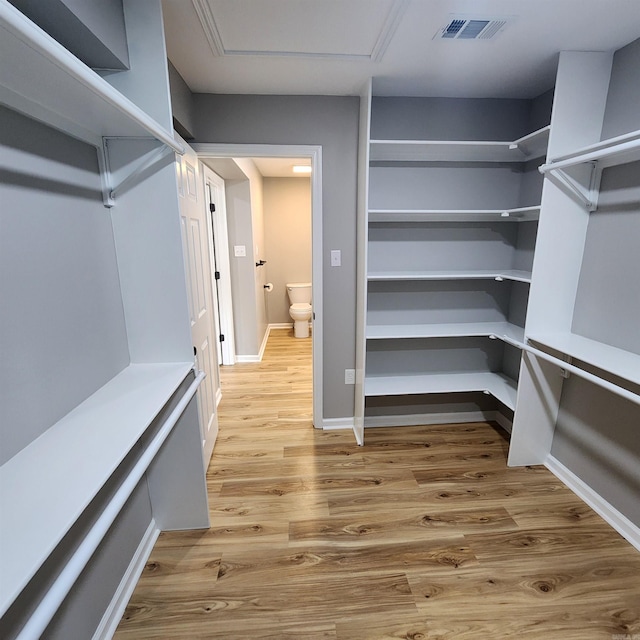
[545, 455, 640, 553]
[321, 417, 355, 431]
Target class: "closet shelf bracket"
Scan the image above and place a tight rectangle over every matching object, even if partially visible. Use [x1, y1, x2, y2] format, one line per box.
[99, 138, 180, 208]
[539, 161, 602, 212]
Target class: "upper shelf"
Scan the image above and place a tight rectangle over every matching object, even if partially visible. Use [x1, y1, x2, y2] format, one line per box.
[368, 206, 540, 223]
[0, 361, 193, 618]
[369, 126, 550, 163]
[540, 128, 640, 172]
[367, 269, 532, 284]
[0, 1, 183, 153]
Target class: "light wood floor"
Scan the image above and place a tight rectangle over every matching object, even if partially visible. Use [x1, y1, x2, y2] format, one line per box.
[115, 328, 640, 639]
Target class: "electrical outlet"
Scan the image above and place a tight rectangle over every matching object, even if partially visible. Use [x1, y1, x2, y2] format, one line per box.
[344, 368, 355, 385]
[234, 245, 246, 257]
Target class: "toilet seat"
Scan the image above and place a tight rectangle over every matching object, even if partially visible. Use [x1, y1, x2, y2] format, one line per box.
[290, 303, 311, 312]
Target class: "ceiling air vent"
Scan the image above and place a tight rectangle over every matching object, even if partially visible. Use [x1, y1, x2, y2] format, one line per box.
[436, 18, 508, 41]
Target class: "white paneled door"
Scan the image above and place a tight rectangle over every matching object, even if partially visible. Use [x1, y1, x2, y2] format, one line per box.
[177, 139, 219, 465]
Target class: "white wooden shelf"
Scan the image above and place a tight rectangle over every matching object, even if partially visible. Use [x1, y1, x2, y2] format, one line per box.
[366, 321, 525, 346]
[0, 1, 183, 153]
[369, 126, 549, 163]
[364, 371, 517, 410]
[368, 206, 540, 223]
[526, 332, 640, 387]
[367, 269, 532, 283]
[0, 361, 193, 617]
[541, 128, 640, 172]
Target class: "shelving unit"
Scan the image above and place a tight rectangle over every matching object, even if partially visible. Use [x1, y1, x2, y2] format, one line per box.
[0, 1, 210, 636]
[507, 45, 640, 530]
[0, 1, 182, 152]
[358, 97, 550, 435]
[0, 362, 194, 617]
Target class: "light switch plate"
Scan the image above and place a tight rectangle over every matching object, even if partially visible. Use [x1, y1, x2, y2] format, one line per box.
[331, 250, 341, 267]
[234, 245, 246, 257]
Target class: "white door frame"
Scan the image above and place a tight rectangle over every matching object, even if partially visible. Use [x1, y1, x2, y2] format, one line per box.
[192, 143, 323, 429]
[202, 164, 236, 366]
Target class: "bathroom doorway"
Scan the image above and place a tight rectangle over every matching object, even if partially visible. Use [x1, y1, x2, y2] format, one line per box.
[193, 143, 323, 429]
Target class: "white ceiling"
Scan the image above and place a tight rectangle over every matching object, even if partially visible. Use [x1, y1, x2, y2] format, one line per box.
[162, 0, 640, 98]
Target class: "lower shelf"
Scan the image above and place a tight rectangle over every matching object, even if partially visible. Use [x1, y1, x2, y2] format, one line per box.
[0, 361, 194, 618]
[364, 371, 517, 410]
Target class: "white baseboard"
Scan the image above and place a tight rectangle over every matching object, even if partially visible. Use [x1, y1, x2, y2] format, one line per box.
[545, 455, 640, 553]
[321, 417, 355, 430]
[216, 387, 222, 407]
[364, 410, 499, 429]
[92, 519, 160, 640]
[269, 322, 294, 329]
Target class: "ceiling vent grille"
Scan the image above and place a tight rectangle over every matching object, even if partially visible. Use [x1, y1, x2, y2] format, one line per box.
[436, 18, 508, 41]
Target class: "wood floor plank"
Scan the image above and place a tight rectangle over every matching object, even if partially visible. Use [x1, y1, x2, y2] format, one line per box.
[115, 329, 640, 640]
[289, 507, 518, 545]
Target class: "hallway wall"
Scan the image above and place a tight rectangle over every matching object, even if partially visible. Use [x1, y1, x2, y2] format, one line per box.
[263, 177, 312, 325]
[192, 94, 359, 421]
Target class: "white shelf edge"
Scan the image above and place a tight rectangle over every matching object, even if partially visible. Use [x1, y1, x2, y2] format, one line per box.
[0, 361, 194, 617]
[526, 332, 640, 387]
[0, 1, 184, 154]
[365, 321, 525, 346]
[367, 269, 532, 284]
[364, 371, 517, 410]
[368, 205, 540, 222]
[369, 125, 550, 163]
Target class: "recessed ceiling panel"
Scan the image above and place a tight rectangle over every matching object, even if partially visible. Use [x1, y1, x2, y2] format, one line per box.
[203, 0, 404, 59]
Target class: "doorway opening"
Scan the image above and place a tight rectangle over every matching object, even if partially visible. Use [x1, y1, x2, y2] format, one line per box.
[193, 143, 323, 429]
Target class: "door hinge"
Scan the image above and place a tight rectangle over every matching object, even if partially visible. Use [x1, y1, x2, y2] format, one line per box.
[219, 334, 225, 342]
[209, 203, 216, 213]
[214, 271, 221, 280]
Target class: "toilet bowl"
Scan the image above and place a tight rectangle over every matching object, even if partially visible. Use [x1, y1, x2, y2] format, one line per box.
[286, 282, 312, 338]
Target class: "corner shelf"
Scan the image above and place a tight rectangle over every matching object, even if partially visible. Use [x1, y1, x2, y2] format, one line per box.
[367, 269, 532, 283]
[0, 1, 182, 153]
[0, 361, 194, 618]
[368, 206, 540, 223]
[364, 371, 517, 410]
[369, 126, 550, 163]
[526, 332, 640, 388]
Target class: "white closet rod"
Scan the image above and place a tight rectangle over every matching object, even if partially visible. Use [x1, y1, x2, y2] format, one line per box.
[0, 1, 185, 156]
[15, 371, 205, 640]
[501, 336, 640, 407]
[540, 136, 640, 173]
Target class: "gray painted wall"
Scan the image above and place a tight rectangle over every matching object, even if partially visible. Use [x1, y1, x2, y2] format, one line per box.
[0, 105, 129, 464]
[601, 37, 640, 140]
[226, 179, 258, 355]
[370, 97, 533, 141]
[8, 0, 129, 69]
[553, 378, 640, 526]
[192, 95, 359, 420]
[168, 60, 195, 138]
[263, 177, 312, 325]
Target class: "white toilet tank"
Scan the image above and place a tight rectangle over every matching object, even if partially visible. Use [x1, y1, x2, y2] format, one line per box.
[286, 282, 312, 304]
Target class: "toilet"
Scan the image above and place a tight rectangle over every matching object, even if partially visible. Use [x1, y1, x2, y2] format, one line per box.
[286, 282, 312, 338]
